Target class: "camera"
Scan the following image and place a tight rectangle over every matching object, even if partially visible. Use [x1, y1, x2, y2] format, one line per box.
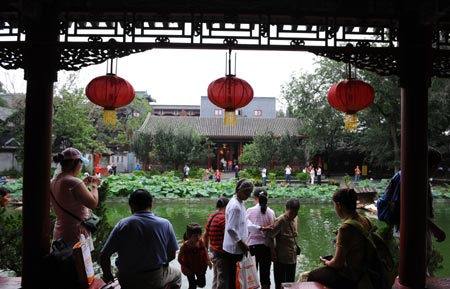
[321, 255, 333, 260]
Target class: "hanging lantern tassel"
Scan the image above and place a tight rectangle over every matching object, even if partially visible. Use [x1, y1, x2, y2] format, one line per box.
[224, 110, 237, 126]
[344, 113, 358, 130]
[327, 79, 375, 131]
[85, 72, 135, 127]
[103, 109, 117, 125]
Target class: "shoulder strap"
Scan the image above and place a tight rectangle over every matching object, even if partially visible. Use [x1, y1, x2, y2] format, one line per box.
[206, 212, 220, 230]
[344, 217, 375, 239]
[288, 220, 298, 244]
[344, 217, 379, 252]
[50, 189, 83, 222]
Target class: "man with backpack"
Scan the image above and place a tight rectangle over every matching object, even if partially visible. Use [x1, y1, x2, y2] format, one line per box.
[377, 147, 446, 275]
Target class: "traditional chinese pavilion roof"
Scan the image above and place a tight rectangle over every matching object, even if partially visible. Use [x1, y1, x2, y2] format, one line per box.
[140, 115, 304, 139]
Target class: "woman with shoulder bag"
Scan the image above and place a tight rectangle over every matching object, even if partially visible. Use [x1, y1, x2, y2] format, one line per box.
[50, 147, 100, 247]
[269, 198, 300, 289]
[307, 188, 372, 289]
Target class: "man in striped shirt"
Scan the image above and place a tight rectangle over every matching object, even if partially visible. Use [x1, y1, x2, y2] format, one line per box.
[204, 196, 229, 289]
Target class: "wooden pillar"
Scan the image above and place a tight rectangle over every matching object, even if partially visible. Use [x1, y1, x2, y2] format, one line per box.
[397, 13, 432, 289]
[21, 4, 59, 289]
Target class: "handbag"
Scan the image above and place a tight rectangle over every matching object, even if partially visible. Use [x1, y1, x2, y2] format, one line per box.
[50, 190, 101, 233]
[236, 255, 260, 289]
[289, 222, 301, 256]
[81, 212, 100, 233]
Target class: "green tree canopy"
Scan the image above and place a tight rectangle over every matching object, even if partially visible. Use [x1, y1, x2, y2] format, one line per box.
[133, 124, 213, 169]
[239, 131, 303, 168]
[281, 57, 450, 173]
[52, 76, 106, 154]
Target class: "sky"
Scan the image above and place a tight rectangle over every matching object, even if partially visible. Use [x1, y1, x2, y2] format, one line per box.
[0, 49, 318, 108]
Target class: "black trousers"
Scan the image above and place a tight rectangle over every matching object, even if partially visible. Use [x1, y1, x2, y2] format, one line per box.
[273, 262, 296, 289]
[307, 266, 357, 289]
[223, 251, 243, 289]
[187, 273, 206, 289]
[249, 244, 272, 286]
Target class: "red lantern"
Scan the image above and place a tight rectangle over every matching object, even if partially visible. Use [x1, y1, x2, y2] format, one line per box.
[85, 73, 135, 125]
[327, 78, 374, 130]
[207, 75, 254, 125]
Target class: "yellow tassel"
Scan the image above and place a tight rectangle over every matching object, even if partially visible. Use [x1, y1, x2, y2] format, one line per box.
[344, 114, 357, 130]
[224, 111, 237, 126]
[104, 109, 117, 125]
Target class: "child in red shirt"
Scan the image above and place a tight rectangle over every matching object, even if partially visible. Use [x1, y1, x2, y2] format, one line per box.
[178, 223, 212, 289]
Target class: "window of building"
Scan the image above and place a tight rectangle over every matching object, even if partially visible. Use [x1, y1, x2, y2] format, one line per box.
[254, 110, 262, 116]
[236, 110, 242, 116]
[214, 109, 222, 116]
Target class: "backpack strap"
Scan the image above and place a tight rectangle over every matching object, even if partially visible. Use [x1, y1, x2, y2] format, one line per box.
[344, 217, 377, 248]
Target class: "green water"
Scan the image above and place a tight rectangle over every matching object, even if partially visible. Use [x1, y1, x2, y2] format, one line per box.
[105, 198, 450, 282]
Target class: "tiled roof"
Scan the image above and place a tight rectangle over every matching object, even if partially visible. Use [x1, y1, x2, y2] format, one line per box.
[140, 115, 304, 138]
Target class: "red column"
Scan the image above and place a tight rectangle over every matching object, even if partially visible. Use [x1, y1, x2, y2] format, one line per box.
[397, 14, 432, 289]
[21, 5, 59, 289]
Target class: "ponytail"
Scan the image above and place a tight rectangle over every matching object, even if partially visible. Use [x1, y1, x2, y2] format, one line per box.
[253, 187, 268, 214]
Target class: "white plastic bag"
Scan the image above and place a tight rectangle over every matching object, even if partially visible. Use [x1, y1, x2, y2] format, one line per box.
[73, 234, 95, 285]
[236, 255, 260, 289]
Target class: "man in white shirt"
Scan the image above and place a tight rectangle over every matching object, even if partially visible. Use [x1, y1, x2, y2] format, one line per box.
[223, 178, 254, 289]
[261, 167, 267, 186]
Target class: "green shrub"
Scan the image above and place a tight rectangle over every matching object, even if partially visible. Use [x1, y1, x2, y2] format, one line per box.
[243, 167, 262, 178]
[270, 168, 285, 178]
[429, 247, 444, 276]
[133, 170, 148, 177]
[295, 172, 310, 183]
[0, 208, 22, 275]
[238, 169, 253, 179]
[188, 167, 205, 180]
[90, 181, 114, 273]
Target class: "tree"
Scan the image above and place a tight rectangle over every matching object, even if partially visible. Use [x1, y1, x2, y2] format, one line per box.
[52, 79, 106, 154]
[53, 72, 152, 156]
[428, 77, 450, 157]
[0, 95, 26, 163]
[239, 143, 261, 166]
[108, 94, 152, 152]
[253, 132, 279, 168]
[277, 132, 305, 167]
[280, 57, 450, 174]
[238, 132, 307, 168]
[281, 58, 349, 168]
[148, 124, 213, 169]
[349, 72, 401, 172]
[131, 132, 154, 167]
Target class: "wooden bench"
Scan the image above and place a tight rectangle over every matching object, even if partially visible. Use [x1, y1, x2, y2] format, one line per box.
[0, 277, 109, 289]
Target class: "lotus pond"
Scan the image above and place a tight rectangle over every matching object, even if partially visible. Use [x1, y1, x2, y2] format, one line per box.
[105, 198, 450, 288]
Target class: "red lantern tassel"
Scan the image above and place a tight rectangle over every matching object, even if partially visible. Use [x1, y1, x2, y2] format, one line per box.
[344, 113, 357, 130]
[224, 110, 237, 126]
[104, 109, 117, 125]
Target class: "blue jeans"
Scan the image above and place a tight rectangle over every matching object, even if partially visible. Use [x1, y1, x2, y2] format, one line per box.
[286, 174, 291, 184]
[355, 174, 360, 182]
